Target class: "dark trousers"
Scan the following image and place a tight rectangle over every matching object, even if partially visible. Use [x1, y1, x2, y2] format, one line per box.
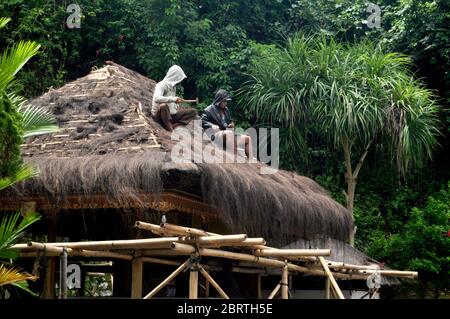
[153, 104, 197, 131]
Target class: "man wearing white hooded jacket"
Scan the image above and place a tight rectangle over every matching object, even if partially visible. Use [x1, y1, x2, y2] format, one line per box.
[151, 65, 197, 131]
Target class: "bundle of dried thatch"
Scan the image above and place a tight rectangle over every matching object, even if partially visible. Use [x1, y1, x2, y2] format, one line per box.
[2, 62, 353, 249]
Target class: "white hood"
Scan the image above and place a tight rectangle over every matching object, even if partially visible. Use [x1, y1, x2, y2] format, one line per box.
[164, 65, 187, 87]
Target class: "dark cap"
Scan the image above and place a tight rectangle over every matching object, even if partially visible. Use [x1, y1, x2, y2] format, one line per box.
[213, 89, 232, 105]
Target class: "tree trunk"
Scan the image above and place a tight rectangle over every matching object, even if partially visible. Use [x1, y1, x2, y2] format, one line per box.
[342, 138, 373, 246]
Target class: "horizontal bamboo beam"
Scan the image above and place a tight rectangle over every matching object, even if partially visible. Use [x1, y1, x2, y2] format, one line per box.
[196, 234, 247, 245]
[255, 249, 331, 257]
[20, 248, 133, 261]
[13, 238, 181, 251]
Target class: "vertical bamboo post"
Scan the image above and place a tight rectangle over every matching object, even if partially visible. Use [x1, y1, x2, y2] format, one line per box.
[131, 257, 143, 299]
[59, 247, 68, 299]
[281, 264, 289, 299]
[189, 264, 199, 299]
[325, 278, 331, 299]
[42, 213, 57, 299]
[257, 274, 262, 299]
[204, 270, 210, 298]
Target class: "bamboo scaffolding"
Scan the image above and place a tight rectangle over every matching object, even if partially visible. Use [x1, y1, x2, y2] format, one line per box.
[170, 243, 367, 280]
[318, 257, 345, 299]
[12, 221, 420, 300]
[143, 259, 190, 299]
[199, 266, 230, 299]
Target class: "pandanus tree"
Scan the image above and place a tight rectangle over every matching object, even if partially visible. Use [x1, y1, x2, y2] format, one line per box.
[0, 17, 58, 297]
[237, 34, 440, 244]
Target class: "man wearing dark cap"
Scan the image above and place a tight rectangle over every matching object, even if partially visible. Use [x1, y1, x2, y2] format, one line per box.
[201, 89, 253, 159]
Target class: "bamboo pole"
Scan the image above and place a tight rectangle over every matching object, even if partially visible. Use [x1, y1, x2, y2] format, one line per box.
[135, 221, 180, 237]
[131, 257, 143, 299]
[143, 259, 190, 299]
[281, 264, 289, 299]
[171, 242, 197, 254]
[204, 270, 210, 298]
[39, 237, 180, 250]
[189, 265, 199, 299]
[21, 249, 134, 260]
[325, 278, 331, 299]
[318, 257, 345, 299]
[255, 249, 331, 257]
[162, 223, 214, 237]
[196, 234, 247, 245]
[59, 247, 68, 299]
[199, 266, 229, 299]
[257, 274, 262, 299]
[268, 284, 281, 299]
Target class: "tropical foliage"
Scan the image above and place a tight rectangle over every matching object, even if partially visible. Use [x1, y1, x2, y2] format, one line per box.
[237, 35, 441, 245]
[0, 16, 57, 298]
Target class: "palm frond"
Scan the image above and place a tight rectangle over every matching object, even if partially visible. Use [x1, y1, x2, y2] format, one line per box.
[0, 264, 38, 287]
[0, 212, 41, 259]
[0, 17, 10, 30]
[18, 103, 59, 137]
[0, 40, 40, 90]
[0, 164, 39, 191]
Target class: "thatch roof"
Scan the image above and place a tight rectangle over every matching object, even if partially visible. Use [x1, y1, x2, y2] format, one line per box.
[1, 63, 358, 256]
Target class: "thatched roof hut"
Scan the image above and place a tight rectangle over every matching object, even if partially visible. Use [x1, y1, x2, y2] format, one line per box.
[0, 63, 373, 266]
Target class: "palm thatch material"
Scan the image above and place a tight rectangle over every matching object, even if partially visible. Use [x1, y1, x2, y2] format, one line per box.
[1, 62, 354, 250]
